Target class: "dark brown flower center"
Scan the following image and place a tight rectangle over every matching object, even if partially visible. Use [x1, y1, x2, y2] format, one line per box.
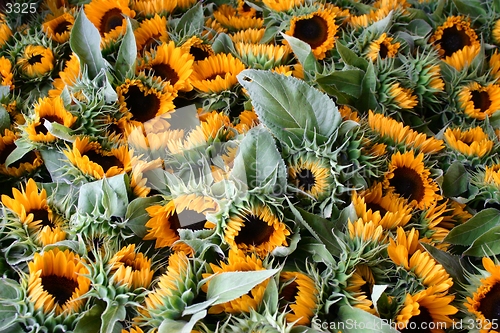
[399, 307, 433, 333]
[295, 168, 316, 192]
[478, 283, 500, 323]
[41, 274, 78, 305]
[190, 46, 211, 61]
[84, 150, 123, 172]
[379, 43, 389, 59]
[140, 34, 161, 53]
[54, 20, 72, 35]
[100, 8, 124, 35]
[471, 90, 491, 112]
[28, 54, 43, 65]
[205, 72, 225, 81]
[234, 213, 274, 246]
[293, 15, 329, 49]
[439, 26, 471, 57]
[124, 85, 161, 123]
[281, 281, 298, 303]
[31, 208, 54, 228]
[389, 167, 425, 203]
[150, 64, 179, 86]
[366, 202, 388, 217]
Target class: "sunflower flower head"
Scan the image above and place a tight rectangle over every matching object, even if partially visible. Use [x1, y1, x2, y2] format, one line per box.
[444, 126, 495, 161]
[85, 0, 135, 40]
[0, 130, 43, 179]
[279, 270, 320, 325]
[458, 82, 500, 120]
[107, 244, 154, 291]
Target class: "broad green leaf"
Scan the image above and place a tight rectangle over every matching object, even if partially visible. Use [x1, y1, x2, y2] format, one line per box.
[206, 269, 279, 305]
[442, 161, 469, 197]
[0, 279, 19, 331]
[70, 9, 106, 80]
[407, 19, 433, 37]
[78, 174, 129, 218]
[4, 139, 33, 167]
[230, 126, 286, 194]
[452, 0, 487, 22]
[115, 18, 137, 81]
[445, 208, 500, 245]
[420, 242, 467, 284]
[175, 2, 204, 35]
[44, 120, 75, 141]
[237, 69, 341, 145]
[211, 33, 236, 55]
[0, 104, 9, 133]
[158, 310, 207, 333]
[125, 196, 162, 238]
[73, 302, 105, 333]
[281, 34, 319, 73]
[316, 69, 364, 98]
[39, 149, 71, 183]
[182, 299, 218, 316]
[0, 85, 9, 98]
[357, 61, 378, 112]
[101, 303, 126, 333]
[335, 42, 368, 71]
[336, 305, 398, 332]
[464, 225, 500, 256]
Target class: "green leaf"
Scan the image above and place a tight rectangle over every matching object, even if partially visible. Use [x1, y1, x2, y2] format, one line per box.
[357, 61, 378, 112]
[78, 174, 129, 218]
[100, 303, 126, 333]
[44, 120, 75, 141]
[39, 149, 71, 183]
[464, 225, 500, 256]
[175, 2, 204, 34]
[406, 19, 433, 37]
[0, 104, 9, 133]
[316, 70, 364, 98]
[442, 161, 469, 197]
[0, 279, 20, 331]
[452, 0, 487, 22]
[445, 208, 500, 245]
[4, 139, 33, 168]
[73, 302, 105, 333]
[206, 269, 279, 305]
[230, 126, 286, 194]
[70, 9, 106, 80]
[336, 305, 398, 332]
[0, 86, 9, 98]
[158, 310, 207, 333]
[335, 42, 368, 71]
[211, 32, 236, 55]
[281, 33, 319, 73]
[237, 69, 342, 145]
[125, 196, 162, 238]
[115, 18, 137, 81]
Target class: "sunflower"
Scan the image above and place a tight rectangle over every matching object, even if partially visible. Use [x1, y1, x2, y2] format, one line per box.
[116, 77, 176, 125]
[345, 264, 377, 315]
[465, 257, 500, 333]
[365, 33, 401, 62]
[224, 202, 290, 257]
[484, 164, 500, 187]
[234, 109, 259, 134]
[42, 10, 75, 43]
[1, 178, 67, 247]
[25, 96, 77, 143]
[144, 194, 218, 253]
[235, 42, 291, 69]
[386, 82, 419, 110]
[190, 53, 246, 94]
[27, 248, 91, 316]
[395, 287, 457, 333]
[443, 126, 494, 159]
[131, 0, 177, 18]
[129, 158, 164, 198]
[429, 16, 480, 70]
[62, 136, 132, 179]
[229, 28, 265, 44]
[261, 0, 305, 12]
[458, 82, 500, 120]
[352, 182, 412, 230]
[181, 36, 214, 62]
[134, 14, 169, 54]
[138, 41, 194, 92]
[489, 51, 500, 80]
[383, 150, 441, 209]
[175, 0, 197, 10]
[0, 56, 14, 88]
[347, 217, 384, 244]
[284, 7, 338, 60]
[202, 249, 270, 314]
[213, 4, 264, 31]
[388, 227, 453, 293]
[84, 0, 135, 39]
[16, 45, 55, 78]
[417, 201, 452, 249]
[0, 130, 43, 178]
[287, 154, 335, 202]
[279, 271, 319, 325]
[108, 244, 154, 290]
[49, 53, 81, 98]
[121, 326, 144, 333]
[0, 13, 12, 46]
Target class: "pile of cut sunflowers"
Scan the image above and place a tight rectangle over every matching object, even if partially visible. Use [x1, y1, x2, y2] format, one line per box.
[2, 0, 500, 332]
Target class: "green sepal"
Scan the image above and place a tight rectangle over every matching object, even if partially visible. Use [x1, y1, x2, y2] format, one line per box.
[0, 104, 9, 133]
[442, 161, 469, 197]
[281, 33, 319, 74]
[125, 195, 163, 238]
[230, 125, 287, 195]
[444, 208, 500, 246]
[114, 18, 137, 82]
[206, 268, 280, 305]
[70, 9, 107, 80]
[237, 69, 342, 146]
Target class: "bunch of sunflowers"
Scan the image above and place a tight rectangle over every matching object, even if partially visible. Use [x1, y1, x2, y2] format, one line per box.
[3, 0, 500, 332]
